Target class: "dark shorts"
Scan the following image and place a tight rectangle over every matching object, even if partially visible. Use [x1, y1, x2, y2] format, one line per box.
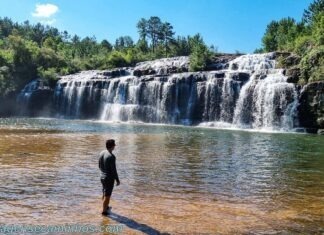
[101, 178, 114, 196]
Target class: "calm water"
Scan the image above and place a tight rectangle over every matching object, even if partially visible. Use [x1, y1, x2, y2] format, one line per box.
[0, 118, 323, 234]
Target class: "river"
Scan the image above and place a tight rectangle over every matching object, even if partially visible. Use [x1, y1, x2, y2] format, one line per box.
[0, 118, 323, 234]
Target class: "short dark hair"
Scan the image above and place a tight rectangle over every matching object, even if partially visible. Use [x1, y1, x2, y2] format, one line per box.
[106, 139, 116, 149]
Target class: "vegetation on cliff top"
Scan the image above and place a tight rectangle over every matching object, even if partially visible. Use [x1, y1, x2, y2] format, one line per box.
[256, 0, 323, 84]
[0, 16, 212, 99]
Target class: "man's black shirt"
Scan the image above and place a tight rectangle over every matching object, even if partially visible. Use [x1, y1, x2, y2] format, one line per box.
[98, 150, 119, 181]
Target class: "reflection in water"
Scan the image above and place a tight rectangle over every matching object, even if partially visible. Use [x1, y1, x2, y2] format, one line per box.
[0, 118, 323, 234]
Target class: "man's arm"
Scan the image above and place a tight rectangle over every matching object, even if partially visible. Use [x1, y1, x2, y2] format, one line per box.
[99, 154, 103, 170]
[111, 156, 120, 185]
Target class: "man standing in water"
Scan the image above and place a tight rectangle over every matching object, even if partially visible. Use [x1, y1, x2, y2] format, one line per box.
[99, 139, 120, 216]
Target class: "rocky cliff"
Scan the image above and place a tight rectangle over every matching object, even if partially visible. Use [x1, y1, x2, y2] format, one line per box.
[16, 79, 53, 116]
[298, 82, 324, 133]
[15, 53, 324, 133]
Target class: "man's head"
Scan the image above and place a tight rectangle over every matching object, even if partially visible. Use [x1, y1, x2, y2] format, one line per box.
[106, 139, 116, 151]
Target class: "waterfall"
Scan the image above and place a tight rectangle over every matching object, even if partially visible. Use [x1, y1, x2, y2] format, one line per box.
[53, 54, 299, 131]
[231, 53, 298, 130]
[17, 79, 53, 116]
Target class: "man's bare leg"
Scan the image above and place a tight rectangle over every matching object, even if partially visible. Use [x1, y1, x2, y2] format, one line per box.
[102, 196, 110, 214]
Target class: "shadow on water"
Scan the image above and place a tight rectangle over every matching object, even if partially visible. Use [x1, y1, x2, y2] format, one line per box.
[106, 212, 170, 235]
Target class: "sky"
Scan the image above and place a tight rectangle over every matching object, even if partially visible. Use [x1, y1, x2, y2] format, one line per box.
[0, 0, 314, 53]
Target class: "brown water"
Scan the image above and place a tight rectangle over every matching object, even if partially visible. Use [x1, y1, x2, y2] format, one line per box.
[0, 118, 323, 234]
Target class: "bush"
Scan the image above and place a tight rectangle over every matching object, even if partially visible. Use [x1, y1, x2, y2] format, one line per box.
[300, 46, 324, 83]
[37, 67, 59, 88]
[106, 51, 128, 68]
[294, 35, 314, 55]
[0, 66, 15, 98]
[189, 43, 211, 72]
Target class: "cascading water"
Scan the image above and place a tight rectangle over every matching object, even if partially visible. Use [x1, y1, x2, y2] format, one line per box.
[53, 53, 299, 131]
[17, 79, 53, 116]
[230, 53, 299, 130]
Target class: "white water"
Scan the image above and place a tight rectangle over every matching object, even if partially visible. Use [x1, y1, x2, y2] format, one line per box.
[54, 53, 299, 131]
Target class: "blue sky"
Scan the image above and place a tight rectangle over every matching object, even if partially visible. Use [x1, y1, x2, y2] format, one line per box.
[0, 0, 313, 53]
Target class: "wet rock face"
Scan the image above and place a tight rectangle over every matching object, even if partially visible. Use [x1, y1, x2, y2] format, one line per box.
[133, 56, 189, 76]
[281, 54, 301, 67]
[206, 54, 239, 71]
[99, 68, 130, 78]
[274, 53, 301, 84]
[286, 67, 301, 84]
[230, 72, 250, 83]
[17, 79, 53, 116]
[298, 81, 324, 129]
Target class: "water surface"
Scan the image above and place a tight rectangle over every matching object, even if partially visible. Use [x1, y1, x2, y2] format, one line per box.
[0, 118, 323, 234]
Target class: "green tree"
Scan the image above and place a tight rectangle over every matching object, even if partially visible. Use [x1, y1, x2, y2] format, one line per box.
[147, 16, 162, 53]
[100, 39, 113, 52]
[262, 18, 302, 52]
[115, 36, 134, 51]
[303, 0, 324, 24]
[0, 17, 14, 39]
[79, 36, 98, 58]
[160, 22, 175, 57]
[276, 17, 299, 51]
[173, 36, 190, 56]
[312, 12, 324, 45]
[189, 34, 211, 71]
[0, 65, 14, 98]
[30, 23, 45, 46]
[262, 21, 279, 51]
[8, 35, 39, 89]
[61, 30, 70, 42]
[71, 34, 80, 58]
[136, 38, 149, 53]
[43, 36, 58, 51]
[137, 18, 148, 41]
[258, 0, 324, 83]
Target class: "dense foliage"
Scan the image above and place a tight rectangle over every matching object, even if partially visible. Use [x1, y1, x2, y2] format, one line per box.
[0, 16, 212, 99]
[258, 0, 323, 84]
[1, 0, 321, 102]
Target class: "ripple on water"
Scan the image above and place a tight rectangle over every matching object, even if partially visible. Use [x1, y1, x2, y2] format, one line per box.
[0, 118, 323, 233]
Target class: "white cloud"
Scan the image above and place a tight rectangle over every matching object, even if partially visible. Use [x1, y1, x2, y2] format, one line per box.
[32, 3, 58, 18]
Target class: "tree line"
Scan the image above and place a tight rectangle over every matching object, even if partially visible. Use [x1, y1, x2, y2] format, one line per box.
[256, 0, 323, 84]
[1, 0, 321, 102]
[0, 16, 212, 99]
